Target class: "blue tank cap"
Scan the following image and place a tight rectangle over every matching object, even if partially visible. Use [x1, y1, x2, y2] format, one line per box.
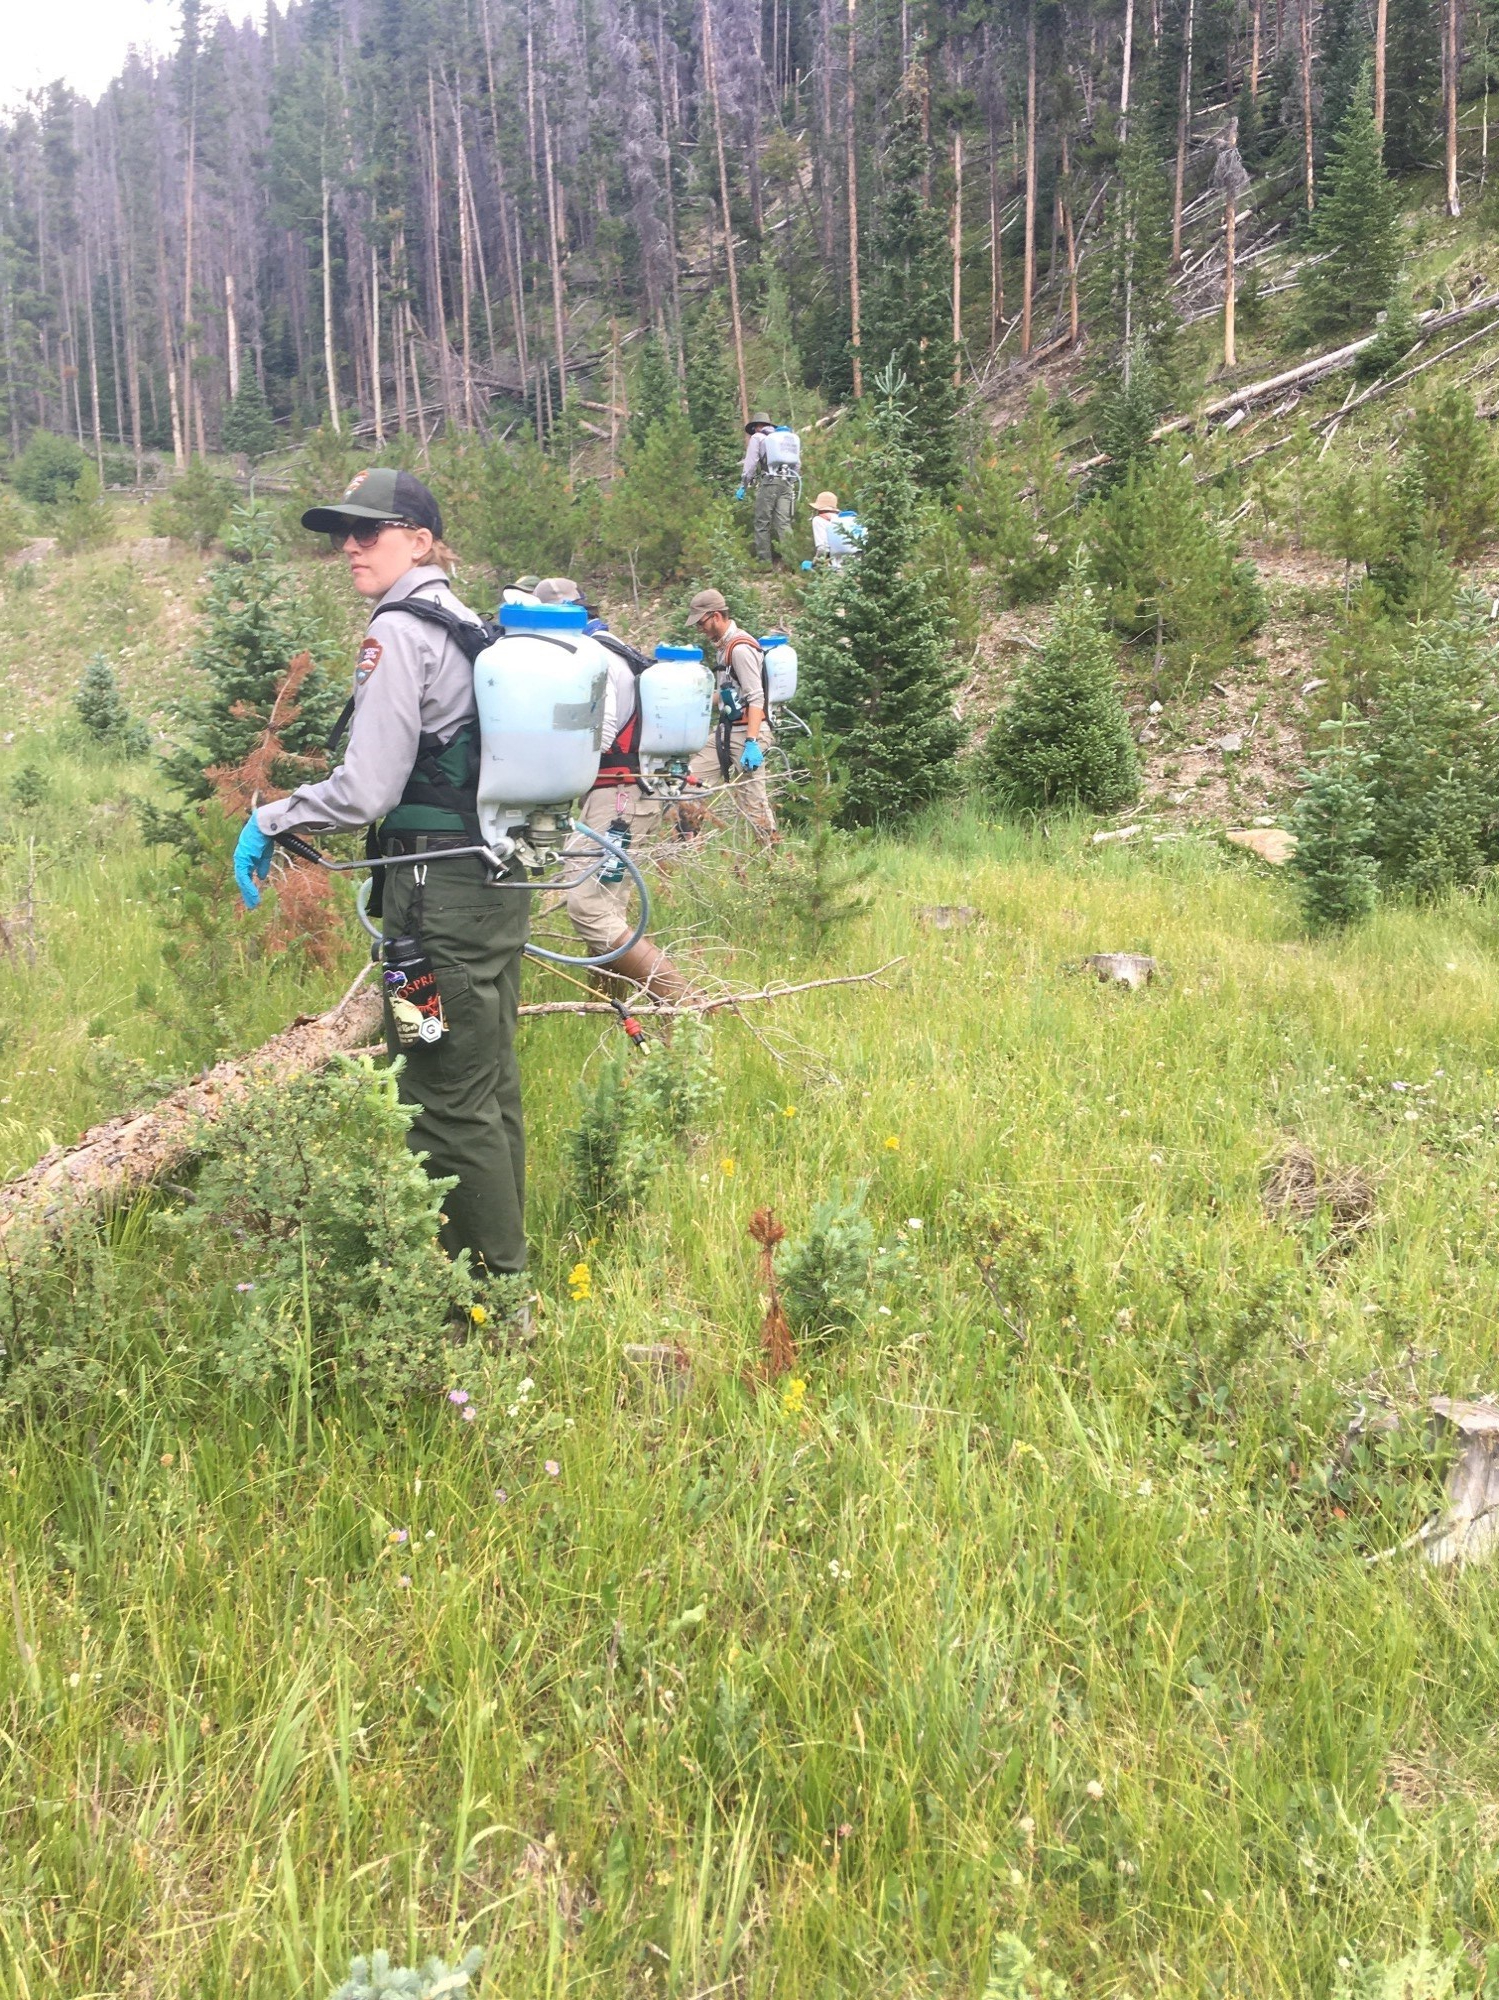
[759, 634, 789, 648]
[499, 601, 588, 633]
[654, 643, 703, 662]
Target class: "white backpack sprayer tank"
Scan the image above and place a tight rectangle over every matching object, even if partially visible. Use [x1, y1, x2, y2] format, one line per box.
[764, 426, 802, 476]
[638, 645, 714, 768]
[275, 597, 649, 975]
[826, 511, 864, 562]
[759, 635, 799, 706]
[474, 601, 606, 846]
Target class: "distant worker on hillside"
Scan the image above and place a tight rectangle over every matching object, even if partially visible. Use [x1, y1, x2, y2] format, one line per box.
[806, 491, 865, 571]
[735, 410, 801, 568]
[683, 587, 776, 839]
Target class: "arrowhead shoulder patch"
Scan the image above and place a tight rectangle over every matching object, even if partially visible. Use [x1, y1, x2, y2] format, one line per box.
[355, 638, 382, 685]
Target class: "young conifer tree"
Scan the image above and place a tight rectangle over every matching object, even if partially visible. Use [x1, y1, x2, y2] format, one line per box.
[158, 503, 343, 807]
[798, 373, 961, 827]
[684, 300, 744, 491]
[983, 556, 1140, 812]
[628, 332, 681, 448]
[1289, 716, 1379, 928]
[1296, 74, 1400, 339]
[861, 85, 960, 492]
[221, 373, 279, 462]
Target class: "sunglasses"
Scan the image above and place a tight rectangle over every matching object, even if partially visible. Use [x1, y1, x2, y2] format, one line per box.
[329, 518, 415, 552]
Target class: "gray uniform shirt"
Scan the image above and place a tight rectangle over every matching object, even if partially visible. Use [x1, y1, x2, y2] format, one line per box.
[741, 432, 770, 484]
[255, 566, 481, 839]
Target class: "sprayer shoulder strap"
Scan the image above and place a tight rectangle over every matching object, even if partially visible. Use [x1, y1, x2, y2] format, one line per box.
[594, 632, 653, 678]
[326, 595, 496, 756]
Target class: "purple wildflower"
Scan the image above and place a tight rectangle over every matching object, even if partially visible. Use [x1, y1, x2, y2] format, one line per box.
[447, 1388, 469, 1406]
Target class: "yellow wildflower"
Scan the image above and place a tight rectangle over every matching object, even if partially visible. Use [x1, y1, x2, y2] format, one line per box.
[782, 1105, 798, 1118]
[720, 1157, 737, 1176]
[568, 1261, 593, 1302]
[469, 1304, 488, 1327]
[883, 1135, 901, 1152]
[781, 1376, 807, 1415]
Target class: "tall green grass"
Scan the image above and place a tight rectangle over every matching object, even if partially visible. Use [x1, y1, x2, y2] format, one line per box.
[5, 793, 1499, 1995]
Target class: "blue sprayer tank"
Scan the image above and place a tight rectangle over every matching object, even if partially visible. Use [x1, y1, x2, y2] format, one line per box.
[759, 634, 799, 705]
[639, 645, 714, 762]
[474, 602, 606, 841]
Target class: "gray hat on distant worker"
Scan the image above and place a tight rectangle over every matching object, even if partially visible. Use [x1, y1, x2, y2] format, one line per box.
[744, 411, 773, 432]
[688, 588, 728, 625]
[301, 466, 444, 539]
[536, 577, 584, 603]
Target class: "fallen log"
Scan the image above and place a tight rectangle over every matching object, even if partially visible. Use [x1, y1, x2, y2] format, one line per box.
[1067, 291, 1499, 479]
[0, 961, 904, 1243]
[0, 970, 382, 1246]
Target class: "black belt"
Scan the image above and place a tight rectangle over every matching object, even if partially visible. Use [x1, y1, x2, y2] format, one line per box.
[379, 832, 475, 856]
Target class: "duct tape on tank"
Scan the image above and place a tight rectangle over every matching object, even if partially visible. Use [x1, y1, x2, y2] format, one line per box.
[553, 701, 597, 730]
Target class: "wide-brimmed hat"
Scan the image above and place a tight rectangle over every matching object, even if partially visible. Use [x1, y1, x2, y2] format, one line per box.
[536, 576, 583, 603]
[688, 587, 728, 625]
[812, 491, 839, 512]
[744, 411, 773, 432]
[301, 467, 443, 539]
[514, 573, 541, 592]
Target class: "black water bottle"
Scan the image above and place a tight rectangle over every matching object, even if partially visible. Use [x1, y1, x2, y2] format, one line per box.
[382, 934, 447, 1046]
[598, 815, 632, 887]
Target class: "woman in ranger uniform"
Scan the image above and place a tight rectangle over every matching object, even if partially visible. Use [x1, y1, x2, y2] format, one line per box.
[232, 468, 530, 1278]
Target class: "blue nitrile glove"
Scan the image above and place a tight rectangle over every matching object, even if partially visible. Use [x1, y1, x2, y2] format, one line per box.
[233, 814, 276, 909]
[735, 484, 746, 501]
[800, 559, 813, 571]
[739, 740, 765, 773]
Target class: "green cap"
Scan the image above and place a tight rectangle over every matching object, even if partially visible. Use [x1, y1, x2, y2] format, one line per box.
[301, 467, 443, 539]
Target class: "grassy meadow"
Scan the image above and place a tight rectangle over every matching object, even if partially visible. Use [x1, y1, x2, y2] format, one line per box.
[6, 673, 1499, 1996]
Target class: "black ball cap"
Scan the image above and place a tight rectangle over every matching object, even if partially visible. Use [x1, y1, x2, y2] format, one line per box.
[301, 467, 443, 541]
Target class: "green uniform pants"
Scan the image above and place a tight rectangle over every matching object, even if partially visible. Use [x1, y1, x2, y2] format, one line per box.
[753, 476, 796, 564]
[382, 854, 531, 1274]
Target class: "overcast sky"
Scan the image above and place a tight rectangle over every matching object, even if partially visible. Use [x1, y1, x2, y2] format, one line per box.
[1, 1, 266, 108]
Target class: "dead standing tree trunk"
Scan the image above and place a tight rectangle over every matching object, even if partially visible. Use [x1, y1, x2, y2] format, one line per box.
[1172, 0, 1196, 265]
[846, 0, 864, 396]
[951, 121, 964, 385]
[1216, 122, 1249, 369]
[1445, 0, 1463, 215]
[1021, 1, 1037, 357]
[1298, 0, 1315, 212]
[703, 0, 750, 420]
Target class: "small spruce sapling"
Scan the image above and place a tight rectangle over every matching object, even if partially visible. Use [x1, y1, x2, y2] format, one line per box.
[772, 719, 875, 956]
[181, 1058, 508, 1412]
[983, 557, 1140, 813]
[797, 368, 961, 828]
[1407, 387, 1499, 563]
[74, 655, 151, 755]
[1087, 448, 1265, 692]
[1364, 598, 1499, 895]
[327, 1947, 484, 2000]
[1289, 715, 1379, 929]
[775, 1185, 879, 1340]
[1295, 73, 1401, 341]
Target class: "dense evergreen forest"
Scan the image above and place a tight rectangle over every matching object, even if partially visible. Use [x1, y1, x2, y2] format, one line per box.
[0, 0, 1489, 474]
